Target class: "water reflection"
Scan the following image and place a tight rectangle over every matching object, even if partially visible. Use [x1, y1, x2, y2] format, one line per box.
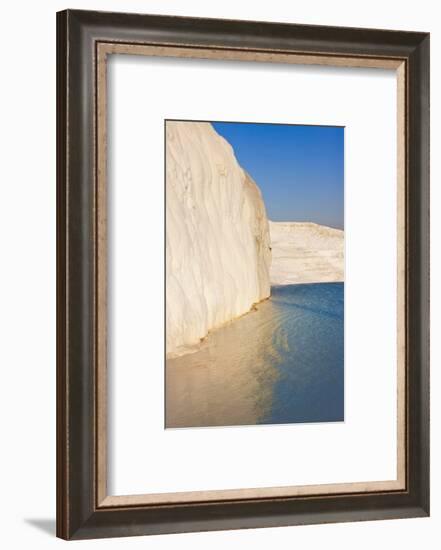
[166, 283, 344, 428]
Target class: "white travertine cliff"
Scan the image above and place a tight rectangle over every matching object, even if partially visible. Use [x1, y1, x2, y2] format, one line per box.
[269, 222, 344, 285]
[166, 121, 271, 357]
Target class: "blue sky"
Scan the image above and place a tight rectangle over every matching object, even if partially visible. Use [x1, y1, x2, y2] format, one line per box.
[212, 122, 344, 230]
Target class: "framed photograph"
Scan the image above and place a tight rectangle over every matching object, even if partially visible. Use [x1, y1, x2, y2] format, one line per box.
[56, 9, 430, 540]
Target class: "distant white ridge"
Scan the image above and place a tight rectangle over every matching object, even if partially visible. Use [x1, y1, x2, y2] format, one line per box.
[166, 121, 271, 357]
[269, 221, 344, 285]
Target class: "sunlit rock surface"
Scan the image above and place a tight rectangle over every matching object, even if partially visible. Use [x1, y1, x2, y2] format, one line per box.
[166, 121, 271, 357]
[269, 222, 344, 285]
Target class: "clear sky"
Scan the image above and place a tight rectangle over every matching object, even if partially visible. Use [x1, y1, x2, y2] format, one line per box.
[212, 121, 344, 230]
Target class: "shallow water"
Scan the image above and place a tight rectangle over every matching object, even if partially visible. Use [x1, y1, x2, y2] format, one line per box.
[166, 283, 344, 428]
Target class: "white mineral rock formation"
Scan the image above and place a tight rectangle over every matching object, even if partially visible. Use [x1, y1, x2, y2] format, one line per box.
[269, 222, 344, 285]
[166, 121, 271, 357]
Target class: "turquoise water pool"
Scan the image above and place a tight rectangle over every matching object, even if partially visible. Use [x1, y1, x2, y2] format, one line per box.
[166, 283, 344, 428]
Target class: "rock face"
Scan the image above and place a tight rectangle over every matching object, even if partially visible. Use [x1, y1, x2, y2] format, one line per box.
[269, 222, 344, 285]
[166, 121, 271, 357]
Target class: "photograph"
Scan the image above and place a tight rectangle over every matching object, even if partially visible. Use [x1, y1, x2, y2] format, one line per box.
[165, 119, 345, 428]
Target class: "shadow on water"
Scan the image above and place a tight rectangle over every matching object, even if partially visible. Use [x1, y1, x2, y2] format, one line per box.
[166, 283, 344, 428]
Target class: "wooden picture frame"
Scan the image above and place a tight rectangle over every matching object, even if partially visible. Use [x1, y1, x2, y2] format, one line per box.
[56, 9, 430, 540]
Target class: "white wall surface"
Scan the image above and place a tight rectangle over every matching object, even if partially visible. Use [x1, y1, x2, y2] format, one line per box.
[0, 1, 437, 548]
